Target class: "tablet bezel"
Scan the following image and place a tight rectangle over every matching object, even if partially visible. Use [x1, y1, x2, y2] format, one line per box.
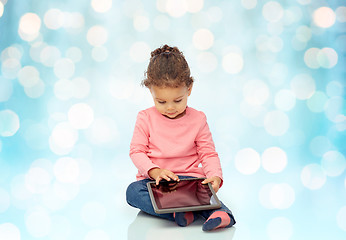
[147, 177, 222, 214]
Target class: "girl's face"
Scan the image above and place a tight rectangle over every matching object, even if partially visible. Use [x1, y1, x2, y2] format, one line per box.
[150, 85, 192, 119]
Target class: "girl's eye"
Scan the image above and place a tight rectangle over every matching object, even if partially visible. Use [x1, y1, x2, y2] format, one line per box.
[174, 99, 182, 103]
[158, 101, 166, 104]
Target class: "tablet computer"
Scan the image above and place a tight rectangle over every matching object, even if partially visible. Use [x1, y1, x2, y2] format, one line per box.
[147, 177, 221, 214]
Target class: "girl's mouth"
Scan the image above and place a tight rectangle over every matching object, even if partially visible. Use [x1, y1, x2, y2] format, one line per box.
[167, 112, 177, 115]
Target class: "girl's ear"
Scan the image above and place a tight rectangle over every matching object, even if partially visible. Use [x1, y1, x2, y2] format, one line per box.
[187, 83, 193, 96]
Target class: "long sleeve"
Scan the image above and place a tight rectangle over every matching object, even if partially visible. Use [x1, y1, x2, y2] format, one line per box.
[129, 111, 159, 178]
[195, 114, 223, 187]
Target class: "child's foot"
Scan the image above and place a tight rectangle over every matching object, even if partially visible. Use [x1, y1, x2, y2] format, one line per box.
[173, 212, 195, 227]
[202, 211, 234, 231]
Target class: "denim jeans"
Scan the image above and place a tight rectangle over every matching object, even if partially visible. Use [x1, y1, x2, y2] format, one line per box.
[126, 176, 236, 224]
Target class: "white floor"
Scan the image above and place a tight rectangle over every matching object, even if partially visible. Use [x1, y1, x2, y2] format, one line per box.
[127, 211, 236, 240]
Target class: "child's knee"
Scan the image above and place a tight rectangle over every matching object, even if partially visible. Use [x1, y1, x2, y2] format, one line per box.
[126, 182, 137, 205]
[126, 181, 147, 206]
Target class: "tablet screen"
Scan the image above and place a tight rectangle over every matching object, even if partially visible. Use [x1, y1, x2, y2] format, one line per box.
[147, 178, 221, 213]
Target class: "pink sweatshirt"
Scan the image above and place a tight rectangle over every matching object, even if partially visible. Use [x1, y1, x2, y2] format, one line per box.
[129, 106, 223, 185]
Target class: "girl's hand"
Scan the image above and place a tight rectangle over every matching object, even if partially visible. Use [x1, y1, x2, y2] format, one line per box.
[202, 176, 222, 193]
[148, 168, 179, 185]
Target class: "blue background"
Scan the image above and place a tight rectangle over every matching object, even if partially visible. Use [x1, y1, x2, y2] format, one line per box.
[0, 0, 345, 239]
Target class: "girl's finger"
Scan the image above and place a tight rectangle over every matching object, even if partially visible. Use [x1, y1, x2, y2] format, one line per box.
[163, 175, 171, 181]
[212, 182, 219, 192]
[169, 174, 179, 181]
[202, 178, 212, 184]
[156, 177, 162, 185]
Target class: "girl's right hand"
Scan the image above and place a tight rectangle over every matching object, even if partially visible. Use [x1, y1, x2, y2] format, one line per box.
[148, 168, 179, 185]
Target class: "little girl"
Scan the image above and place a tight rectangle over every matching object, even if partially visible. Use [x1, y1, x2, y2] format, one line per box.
[126, 44, 236, 231]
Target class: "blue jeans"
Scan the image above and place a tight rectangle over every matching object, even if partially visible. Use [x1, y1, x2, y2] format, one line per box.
[126, 176, 236, 224]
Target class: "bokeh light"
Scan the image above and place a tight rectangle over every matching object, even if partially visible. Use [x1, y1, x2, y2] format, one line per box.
[63, 12, 84, 30]
[25, 167, 52, 194]
[166, 0, 188, 18]
[24, 80, 45, 98]
[54, 79, 75, 100]
[234, 148, 261, 175]
[54, 157, 80, 183]
[0, 223, 21, 240]
[295, 25, 312, 42]
[259, 183, 295, 209]
[91, 0, 112, 13]
[18, 65, 40, 88]
[1, 0, 345, 239]
[0, 110, 20, 137]
[290, 73, 315, 99]
[53, 181, 79, 201]
[18, 13, 41, 41]
[243, 79, 269, 106]
[326, 81, 343, 97]
[264, 110, 290, 136]
[0, 78, 12, 102]
[66, 47, 82, 63]
[84, 117, 119, 146]
[44, 9, 64, 30]
[109, 77, 135, 100]
[207, 6, 223, 22]
[318, 47, 338, 69]
[336, 6, 346, 22]
[222, 51, 244, 74]
[261, 147, 287, 173]
[133, 14, 150, 32]
[306, 91, 328, 113]
[67, 103, 94, 129]
[321, 151, 346, 177]
[0, 2, 4, 18]
[40, 46, 61, 67]
[91, 46, 109, 62]
[192, 28, 214, 50]
[274, 89, 296, 111]
[49, 122, 78, 155]
[187, 0, 204, 13]
[10, 174, 32, 210]
[196, 51, 218, 73]
[25, 208, 51, 237]
[73, 158, 93, 184]
[241, 0, 257, 10]
[324, 96, 344, 123]
[153, 14, 170, 31]
[309, 136, 333, 157]
[313, 7, 336, 28]
[87, 26, 109, 47]
[301, 164, 326, 190]
[304, 48, 320, 69]
[53, 58, 75, 79]
[129, 41, 151, 62]
[71, 77, 91, 99]
[262, 1, 284, 23]
[1, 57, 21, 79]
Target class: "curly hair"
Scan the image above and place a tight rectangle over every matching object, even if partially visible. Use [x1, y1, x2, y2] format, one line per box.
[142, 44, 194, 88]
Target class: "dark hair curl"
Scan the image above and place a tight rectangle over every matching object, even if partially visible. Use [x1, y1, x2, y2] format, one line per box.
[142, 44, 194, 88]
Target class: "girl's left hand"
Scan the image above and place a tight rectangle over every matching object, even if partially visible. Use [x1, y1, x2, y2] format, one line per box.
[202, 176, 222, 193]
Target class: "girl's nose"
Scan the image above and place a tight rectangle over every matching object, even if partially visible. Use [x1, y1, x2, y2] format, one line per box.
[167, 104, 174, 110]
